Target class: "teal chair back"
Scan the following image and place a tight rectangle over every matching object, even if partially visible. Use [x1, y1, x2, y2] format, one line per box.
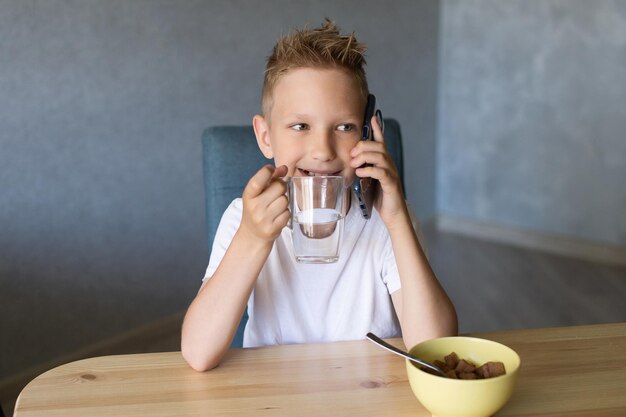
[202, 119, 404, 347]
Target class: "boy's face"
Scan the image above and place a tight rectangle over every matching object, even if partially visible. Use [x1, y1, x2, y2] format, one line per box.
[253, 68, 366, 182]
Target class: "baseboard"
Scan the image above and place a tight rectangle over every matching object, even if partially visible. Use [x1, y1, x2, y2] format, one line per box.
[0, 311, 185, 404]
[435, 214, 626, 267]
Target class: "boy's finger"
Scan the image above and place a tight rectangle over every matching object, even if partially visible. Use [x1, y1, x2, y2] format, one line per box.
[352, 139, 385, 154]
[272, 210, 291, 228]
[351, 151, 387, 169]
[267, 194, 289, 220]
[355, 165, 396, 186]
[261, 177, 288, 203]
[244, 164, 275, 198]
[371, 115, 385, 143]
[272, 164, 289, 178]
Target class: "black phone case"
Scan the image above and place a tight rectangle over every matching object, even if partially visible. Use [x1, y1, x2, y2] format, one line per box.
[352, 94, 379, 219]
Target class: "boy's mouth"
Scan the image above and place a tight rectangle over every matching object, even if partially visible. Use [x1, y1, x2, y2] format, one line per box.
[297, 168, 342, 177]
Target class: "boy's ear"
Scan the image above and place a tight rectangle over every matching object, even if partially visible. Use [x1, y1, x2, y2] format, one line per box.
[252, 114, 273, 159]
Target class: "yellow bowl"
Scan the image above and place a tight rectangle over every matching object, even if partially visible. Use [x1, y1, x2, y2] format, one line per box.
[406, 337, 520, 417]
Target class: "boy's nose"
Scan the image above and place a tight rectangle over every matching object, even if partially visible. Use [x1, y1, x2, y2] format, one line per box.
[309, 131, 336, 161]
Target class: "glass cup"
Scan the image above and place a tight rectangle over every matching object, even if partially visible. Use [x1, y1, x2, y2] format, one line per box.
[288, 176, 346, 264]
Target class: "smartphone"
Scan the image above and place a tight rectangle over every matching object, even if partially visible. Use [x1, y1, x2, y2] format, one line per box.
[352, 94, 383, 219]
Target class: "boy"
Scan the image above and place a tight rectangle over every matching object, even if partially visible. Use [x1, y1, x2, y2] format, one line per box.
[181, 20, 457, 371]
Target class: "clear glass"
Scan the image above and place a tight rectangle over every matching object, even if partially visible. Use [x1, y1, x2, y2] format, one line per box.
[288, 176, 346, 263]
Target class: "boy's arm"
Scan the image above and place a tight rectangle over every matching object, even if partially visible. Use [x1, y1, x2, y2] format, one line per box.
[181, 165, 289, 371]
[387, 210, 458, 348]
[351, 117, 457, 349]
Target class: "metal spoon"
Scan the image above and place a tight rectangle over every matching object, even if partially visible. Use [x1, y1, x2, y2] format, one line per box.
[366, 332, 447, 377]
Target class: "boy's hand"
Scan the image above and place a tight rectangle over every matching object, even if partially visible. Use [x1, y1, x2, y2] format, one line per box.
[240, 164, 290, 244]
[350, 116, 407, 228]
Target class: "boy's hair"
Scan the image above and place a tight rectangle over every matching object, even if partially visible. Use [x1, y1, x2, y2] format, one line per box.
[262, 19, 369, 117]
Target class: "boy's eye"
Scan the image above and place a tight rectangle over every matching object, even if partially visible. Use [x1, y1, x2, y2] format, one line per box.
[337, 124, 356, 132]
[290, 123, 309, 131]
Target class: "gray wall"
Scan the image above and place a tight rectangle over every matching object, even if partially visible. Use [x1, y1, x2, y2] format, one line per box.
[0, 0, 439, 377]
[438, 0, 626, 246]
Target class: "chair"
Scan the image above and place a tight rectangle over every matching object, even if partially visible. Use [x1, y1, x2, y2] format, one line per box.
[202, 119, 404, 347]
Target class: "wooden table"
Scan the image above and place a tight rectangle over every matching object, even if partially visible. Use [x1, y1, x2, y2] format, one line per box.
[14, 322, 626, 416]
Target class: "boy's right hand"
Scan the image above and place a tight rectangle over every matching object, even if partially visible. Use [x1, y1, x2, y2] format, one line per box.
[239, 164, 290, 244]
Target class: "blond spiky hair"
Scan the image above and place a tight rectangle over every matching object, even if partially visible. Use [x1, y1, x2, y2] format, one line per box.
[261, 19, 369, 116]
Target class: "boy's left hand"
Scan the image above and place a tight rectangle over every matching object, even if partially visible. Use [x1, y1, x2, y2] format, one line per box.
[350, 116, 408, 228]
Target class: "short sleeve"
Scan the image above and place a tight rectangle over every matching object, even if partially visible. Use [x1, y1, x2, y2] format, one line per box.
[203, 198, 243, 282]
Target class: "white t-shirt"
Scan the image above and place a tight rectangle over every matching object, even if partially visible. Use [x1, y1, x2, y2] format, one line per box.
[204, 194, 402, 347]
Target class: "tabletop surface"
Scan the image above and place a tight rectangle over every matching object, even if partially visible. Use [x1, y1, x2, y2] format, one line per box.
[14, 322, 626, 416]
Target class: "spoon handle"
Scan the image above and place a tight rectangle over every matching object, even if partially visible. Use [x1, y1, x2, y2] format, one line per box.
[366, 333, 447, 377]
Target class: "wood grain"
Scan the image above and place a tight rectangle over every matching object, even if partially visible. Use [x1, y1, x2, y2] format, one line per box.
[14, 323, 626, 417]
